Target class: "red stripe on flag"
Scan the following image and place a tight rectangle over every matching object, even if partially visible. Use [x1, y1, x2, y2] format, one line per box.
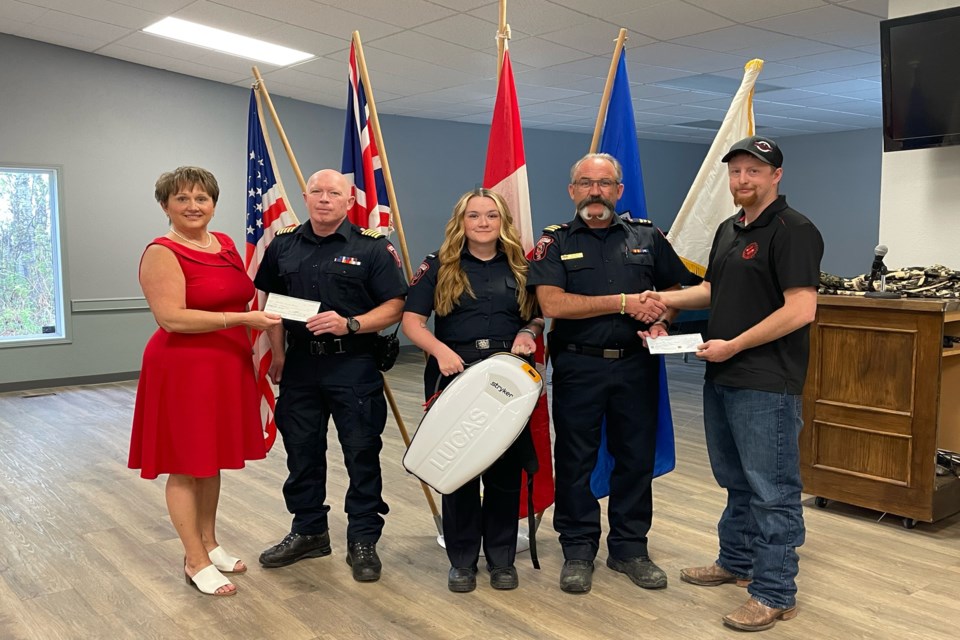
[484, 47, 554, 516]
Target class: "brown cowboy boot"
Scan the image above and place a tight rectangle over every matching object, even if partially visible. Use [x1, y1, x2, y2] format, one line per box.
[680, 563, 750, 587]
[722, 597, 797, 632]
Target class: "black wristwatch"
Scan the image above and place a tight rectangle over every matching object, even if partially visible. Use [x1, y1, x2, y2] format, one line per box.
[346, 317, 360, 334]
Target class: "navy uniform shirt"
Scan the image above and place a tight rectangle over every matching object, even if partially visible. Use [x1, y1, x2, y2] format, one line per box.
[527, 213, 691, 347]
[253, 217, 408, 342]
[405, 249, 528, 344]
[704, 195, 823, 394]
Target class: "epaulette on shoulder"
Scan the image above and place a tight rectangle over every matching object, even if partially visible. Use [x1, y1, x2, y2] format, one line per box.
[427, 252, 437, 259]
[624, 217, 653, 226]
[542, 223, 568, 234]
[276, 224, 298, 235]
[360, 228, 384, 239]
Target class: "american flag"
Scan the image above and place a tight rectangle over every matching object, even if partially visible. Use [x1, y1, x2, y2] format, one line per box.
[245, 87, 298, 451]
[342, 40, 391, 235]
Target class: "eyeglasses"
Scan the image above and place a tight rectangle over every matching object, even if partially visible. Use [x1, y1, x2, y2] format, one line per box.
[573, 178, 619, 190]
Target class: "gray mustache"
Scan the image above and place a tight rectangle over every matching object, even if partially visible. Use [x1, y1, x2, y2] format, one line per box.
[577, 195, 616, 211]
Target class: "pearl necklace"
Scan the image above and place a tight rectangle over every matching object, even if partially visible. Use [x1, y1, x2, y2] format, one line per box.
[170, 228, 213, 249]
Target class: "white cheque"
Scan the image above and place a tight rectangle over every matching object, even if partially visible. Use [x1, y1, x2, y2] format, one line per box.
[646, 333, 704, 355]
[263, 293, 320, 322]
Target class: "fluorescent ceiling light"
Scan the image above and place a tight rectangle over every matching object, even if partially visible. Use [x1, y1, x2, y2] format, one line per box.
[143, 17, 313, 66]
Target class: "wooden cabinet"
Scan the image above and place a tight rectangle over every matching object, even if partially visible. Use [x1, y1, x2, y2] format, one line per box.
[800, 296, 960, 525]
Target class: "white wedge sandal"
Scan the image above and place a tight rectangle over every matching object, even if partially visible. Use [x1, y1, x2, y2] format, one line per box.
[208, 546, 246, 574]
[185, 563, 236, 596]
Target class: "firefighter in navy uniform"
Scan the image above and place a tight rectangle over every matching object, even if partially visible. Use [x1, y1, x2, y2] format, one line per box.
[527, 153, 693, 594]
[402, 188, 542, 593]
[254, 169, 407, 582]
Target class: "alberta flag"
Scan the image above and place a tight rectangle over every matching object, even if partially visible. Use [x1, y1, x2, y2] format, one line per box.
[342, 40, 391, 235]
[245, 87, 298, 451]
[591, 48, 678, 498]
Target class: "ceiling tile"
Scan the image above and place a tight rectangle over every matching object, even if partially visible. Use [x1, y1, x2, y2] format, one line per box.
[468, 0, 589, 36]
[0, 0, 47, 23]
[836, 0, 888, 18]
[683, 0, 827, 23]
[627, 42, 748, 73]
[749, 4, 880, 37]
[368, 30, 497, 76]
[413, 12, 507, 50]
[507, 38, 593, 68]
[321, 0, 457, 29]
[3, 0, 899, 138]
[613, 2, 735, 41]
[256, 24, 345, 57]
[173, 1, 286, 36]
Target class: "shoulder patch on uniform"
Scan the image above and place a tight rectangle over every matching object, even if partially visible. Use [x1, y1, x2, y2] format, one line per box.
[360, 228, 384, 239]
[411, 260, 430, 286]
[385, 243, 401, 268]
[532, 235, 554, 261]
[276, 224, 298, 235]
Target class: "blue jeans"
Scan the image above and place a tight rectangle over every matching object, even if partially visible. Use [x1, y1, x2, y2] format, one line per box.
[702, 381, 805, 609]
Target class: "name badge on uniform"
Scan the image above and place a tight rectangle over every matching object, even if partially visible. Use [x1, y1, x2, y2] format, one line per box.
[560, 252, 584, 260]
[334, 256, 362, 265]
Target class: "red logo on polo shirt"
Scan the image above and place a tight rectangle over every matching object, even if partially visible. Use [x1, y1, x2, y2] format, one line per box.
[742, 242, 759, 260]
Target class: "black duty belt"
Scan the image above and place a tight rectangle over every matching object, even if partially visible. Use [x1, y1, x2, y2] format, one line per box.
[555, 341, 644, 360]
[450, 339, 513, 351]
[290, 335, 375, 356]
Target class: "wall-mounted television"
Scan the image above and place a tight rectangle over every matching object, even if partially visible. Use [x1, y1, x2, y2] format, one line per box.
[880, 7, 960, 152]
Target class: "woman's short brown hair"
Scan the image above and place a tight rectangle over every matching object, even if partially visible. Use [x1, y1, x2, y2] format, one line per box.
[154, 166, 220, 205]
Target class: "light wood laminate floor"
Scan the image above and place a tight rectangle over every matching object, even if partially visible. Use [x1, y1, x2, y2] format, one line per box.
[1, 352, 958, 639]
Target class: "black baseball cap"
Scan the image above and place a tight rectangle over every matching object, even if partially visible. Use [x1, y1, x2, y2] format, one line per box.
[721, 135, 783, 168]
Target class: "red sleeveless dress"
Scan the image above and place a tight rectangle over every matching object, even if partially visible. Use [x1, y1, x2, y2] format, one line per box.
[128, 233, 266, 479]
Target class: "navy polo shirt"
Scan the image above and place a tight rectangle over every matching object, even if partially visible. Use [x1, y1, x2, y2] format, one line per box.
[254, 218, 408, 342]
[527, 214, 691, 347]
[405, 249, 527, 344]
[704, 195, 823, 394]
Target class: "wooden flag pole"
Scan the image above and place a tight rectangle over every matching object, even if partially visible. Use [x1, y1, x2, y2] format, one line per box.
[253, 82, 298, 222]
[250, 64, 443, 535]
[350, 32, 414, 282]
[348, 34, 444, 533]
[589, 28, 629, 154]
[252, 66, 308, 193]
[497, 0, 508, 82]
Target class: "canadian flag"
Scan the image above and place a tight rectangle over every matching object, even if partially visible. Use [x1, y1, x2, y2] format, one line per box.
[483, 46, 553, 517]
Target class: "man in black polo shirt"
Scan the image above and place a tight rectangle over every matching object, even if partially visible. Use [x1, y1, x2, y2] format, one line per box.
[654, 136, 823, 631]
[527, 152, 691, 594]
[254, 169, 407, 582]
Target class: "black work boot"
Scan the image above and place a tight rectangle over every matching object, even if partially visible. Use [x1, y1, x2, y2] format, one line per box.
[259, 531, 331, 568]
[346, 541, 382, 582]
[607, 555, 668, 589]
[489, 566, 519, 590]
[448, 567, 477, 592]
[559, 559, 594, 593]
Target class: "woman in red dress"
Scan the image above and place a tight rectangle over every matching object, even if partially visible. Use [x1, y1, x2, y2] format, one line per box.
[129, 167, 281, 596]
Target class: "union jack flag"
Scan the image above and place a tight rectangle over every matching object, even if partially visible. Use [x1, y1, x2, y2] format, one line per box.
[245, 87, 298, 451]
[342, 40, 391, 235]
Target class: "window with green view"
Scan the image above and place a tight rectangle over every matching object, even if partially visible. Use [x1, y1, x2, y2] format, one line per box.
[0, 167, 65, 343]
